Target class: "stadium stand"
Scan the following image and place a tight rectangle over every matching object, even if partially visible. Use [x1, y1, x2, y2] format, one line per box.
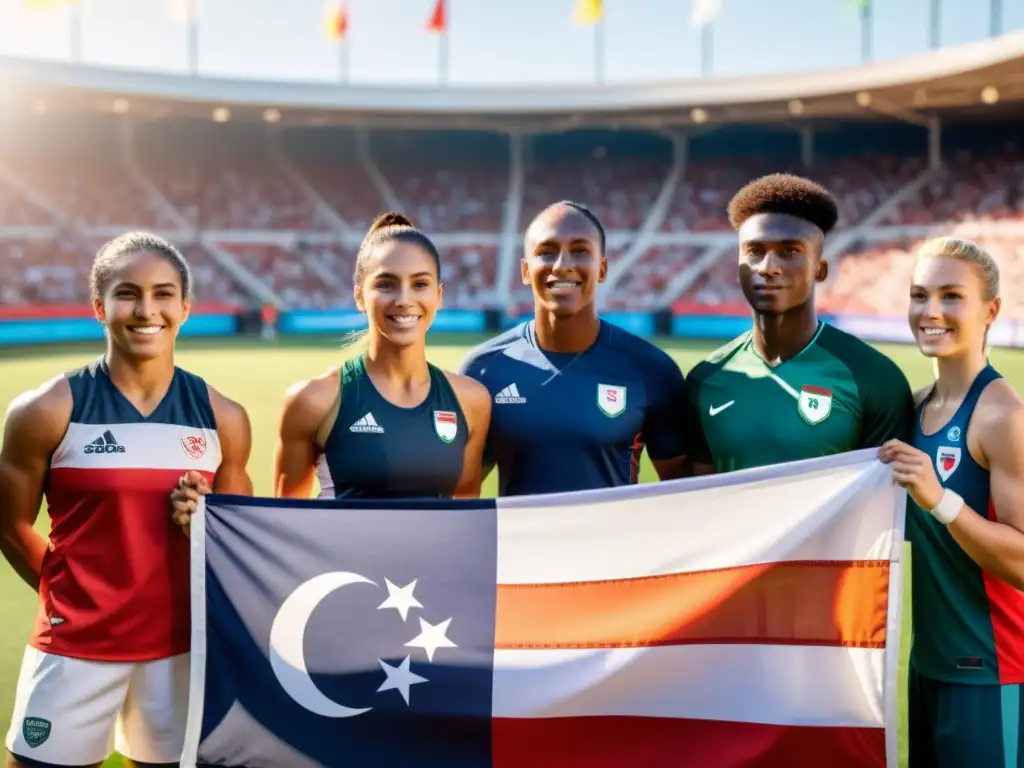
[1, 111, 1022, 318]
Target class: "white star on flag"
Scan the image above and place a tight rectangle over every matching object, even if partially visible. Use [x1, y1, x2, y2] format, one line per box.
[376, 655, 428, 705]
[405, 617, 457, 662]
[377, 578, 423, 621]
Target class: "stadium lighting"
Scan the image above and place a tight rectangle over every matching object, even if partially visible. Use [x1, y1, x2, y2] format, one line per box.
[788, 99, 805, 116]
[981, 86, 1000, 105]
[212, 107, 231, 123]
[855, 91, 872, 108]
[112, 98, 129, 114]
[690, 107, 708, 124]
[263, 109, 281, 123]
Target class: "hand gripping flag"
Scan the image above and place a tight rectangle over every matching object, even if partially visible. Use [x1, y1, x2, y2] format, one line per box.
[181, 448, 906, 767]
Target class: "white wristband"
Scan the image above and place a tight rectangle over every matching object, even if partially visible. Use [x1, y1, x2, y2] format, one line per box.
[930, 489, 964, 525]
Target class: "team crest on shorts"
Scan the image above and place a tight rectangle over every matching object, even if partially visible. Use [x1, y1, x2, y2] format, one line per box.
[433, 410, 457, 444]
[22, 717, 50, 748]
[936, 446, 962, 482]
[180, 434, 207, 460]
[798, 384, 833, 425]
[597, 384, 626, 418]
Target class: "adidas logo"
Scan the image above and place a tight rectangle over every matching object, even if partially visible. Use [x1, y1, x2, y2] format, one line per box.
[494, 383, 526, 404]
[349, 412, 384, 434]
[83, 430, 126, 454]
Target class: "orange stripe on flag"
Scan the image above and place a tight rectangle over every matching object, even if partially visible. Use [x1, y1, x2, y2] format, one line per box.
[496, 560, 889, 649]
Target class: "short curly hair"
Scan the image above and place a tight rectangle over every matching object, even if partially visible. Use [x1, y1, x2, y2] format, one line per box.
[727, 173, 839, 234]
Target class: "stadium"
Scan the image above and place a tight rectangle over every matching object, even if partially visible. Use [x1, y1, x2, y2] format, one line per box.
[1, 1, 1024, 765]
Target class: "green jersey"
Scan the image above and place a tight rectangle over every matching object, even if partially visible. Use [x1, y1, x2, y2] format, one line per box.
[686, 322, 915, 472]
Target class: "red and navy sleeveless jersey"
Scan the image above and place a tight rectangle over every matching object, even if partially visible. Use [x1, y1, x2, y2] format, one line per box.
[909, 365, 1024, 684]
[32, 358, 221, 662]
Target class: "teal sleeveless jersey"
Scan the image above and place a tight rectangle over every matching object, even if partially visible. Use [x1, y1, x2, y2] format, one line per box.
[315, 356, 468, 499]
[909, 365, 1024, 685]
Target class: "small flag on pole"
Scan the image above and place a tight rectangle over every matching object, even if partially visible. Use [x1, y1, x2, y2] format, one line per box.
[692, 0, 722, 26]
[324, 0, 348, 40]
[573, 0, 602, 25]
[426, 0, 446, 33]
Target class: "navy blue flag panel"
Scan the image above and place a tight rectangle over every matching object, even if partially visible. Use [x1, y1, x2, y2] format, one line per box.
[181, 494, 499, 768]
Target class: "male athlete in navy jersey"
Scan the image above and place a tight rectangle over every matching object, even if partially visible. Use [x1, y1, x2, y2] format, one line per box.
[459, 201, 707, 496]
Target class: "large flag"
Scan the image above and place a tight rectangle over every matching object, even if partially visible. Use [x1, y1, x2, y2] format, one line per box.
[181, 449, 905, 767]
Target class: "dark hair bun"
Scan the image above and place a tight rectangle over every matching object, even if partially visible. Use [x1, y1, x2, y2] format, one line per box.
[369, 212, 416, 232]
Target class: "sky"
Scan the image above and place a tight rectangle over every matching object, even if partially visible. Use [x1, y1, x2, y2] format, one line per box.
[0, 0, 1022, 86]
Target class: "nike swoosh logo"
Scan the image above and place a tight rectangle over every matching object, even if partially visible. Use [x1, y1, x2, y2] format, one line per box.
[709, 401, 735, 416]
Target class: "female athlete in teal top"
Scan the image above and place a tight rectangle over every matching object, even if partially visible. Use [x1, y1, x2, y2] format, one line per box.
[273, 213, 491, 500]
[878, 237, 1024, 768]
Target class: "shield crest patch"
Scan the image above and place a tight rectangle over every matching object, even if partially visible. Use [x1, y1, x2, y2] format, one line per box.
[936, 446, 961, 482]
[798, 385, 833, 426]
[433, 410, 457, 444]
[180, 434, 207, 460]
[597, 384, 626, 418]
[22, 717, 50, 748]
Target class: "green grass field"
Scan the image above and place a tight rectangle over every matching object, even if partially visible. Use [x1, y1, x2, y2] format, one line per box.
[2, 334, 1024, 767]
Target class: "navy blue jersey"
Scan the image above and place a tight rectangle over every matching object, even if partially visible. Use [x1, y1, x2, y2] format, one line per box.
[458, 320, 696, 496]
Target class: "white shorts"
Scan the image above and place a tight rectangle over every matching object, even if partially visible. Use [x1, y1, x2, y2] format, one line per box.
[5, 646, 189, 766]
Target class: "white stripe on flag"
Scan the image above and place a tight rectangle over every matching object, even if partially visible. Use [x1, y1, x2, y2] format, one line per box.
[492, 644, 884, 727]
[495, 449, 901, 583]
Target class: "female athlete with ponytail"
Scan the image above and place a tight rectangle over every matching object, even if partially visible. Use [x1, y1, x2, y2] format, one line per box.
[878, 237, 1024, 767]
[172, 213, 490, 515]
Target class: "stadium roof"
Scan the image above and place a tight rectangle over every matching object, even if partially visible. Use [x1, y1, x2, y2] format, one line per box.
[3, 30, 1024, 131]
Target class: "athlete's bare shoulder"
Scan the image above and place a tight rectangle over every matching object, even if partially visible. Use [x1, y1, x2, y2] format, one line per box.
[975, 377, 1024, 426]
[972, 377, 1024, 465]
[280, 367, 343, 435]
[206, 385, 251, 439]
[443, 371, 492, 428]
[444, 371, 490, 407]
[3, 373, 73, 451]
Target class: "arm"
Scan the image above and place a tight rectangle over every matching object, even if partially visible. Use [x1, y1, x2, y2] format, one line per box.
[0, 377, 72, 590]
[947, 391, 1024, 591]
[273, 373, 339, 499]
[456, 350, 497, 482]
[447, 373, 492, 499]
[880, 385, 1024, 591]
[858, 359, 916, 447]
[209, 387, 253, 495]
[645, 358, 713, 480]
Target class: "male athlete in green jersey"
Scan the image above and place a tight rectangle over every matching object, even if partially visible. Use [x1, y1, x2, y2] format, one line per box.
[686, 174, 915, 473]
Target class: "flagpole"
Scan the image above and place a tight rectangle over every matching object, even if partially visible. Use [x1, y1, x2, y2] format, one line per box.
[594, 18, 604, 83]
[859, 0, 872, 64]
[700, 23, 713, 77]
[928, 0, 940, 48]
[438, 29, 449, 86]
[70, 0, 82, 62]
[990, 0, 1002, 36]
[186, 0, 198, 75]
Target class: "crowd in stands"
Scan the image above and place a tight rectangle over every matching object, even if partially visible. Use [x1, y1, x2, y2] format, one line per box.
[1, 117, 1022, 320]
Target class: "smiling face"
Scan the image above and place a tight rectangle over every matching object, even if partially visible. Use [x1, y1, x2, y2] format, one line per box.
[737, 212, 827, 316]
[355, 240, 442, 348]
[909, 255, 1000, 359]
[93, 250, 190, 362]
[522, 204, 607, 317]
